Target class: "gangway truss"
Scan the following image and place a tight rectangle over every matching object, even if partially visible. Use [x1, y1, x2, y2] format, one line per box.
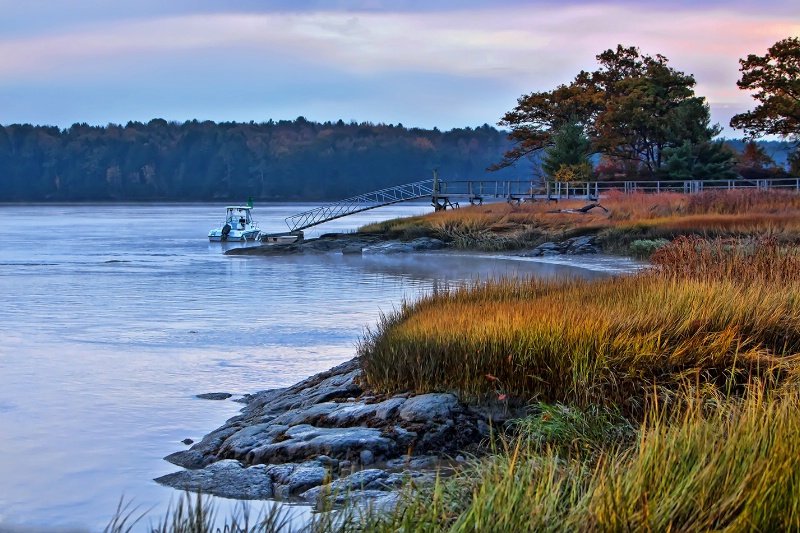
[284, 179, 434, 232]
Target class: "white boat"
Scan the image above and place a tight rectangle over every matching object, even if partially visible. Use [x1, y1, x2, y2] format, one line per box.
[208, 206, 261, 242]
[262, 233, 302, 244]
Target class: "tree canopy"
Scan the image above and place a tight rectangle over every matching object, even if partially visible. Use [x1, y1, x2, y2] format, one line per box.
[497, 45, 718, 178]
[730, 37, 800, 139]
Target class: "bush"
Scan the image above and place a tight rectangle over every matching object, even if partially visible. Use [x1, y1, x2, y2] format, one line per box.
[628, 238, 670, 258]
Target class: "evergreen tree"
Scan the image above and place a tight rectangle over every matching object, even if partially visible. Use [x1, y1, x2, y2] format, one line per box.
[661, 141, 737, 181]
[541, 120, 593, 181]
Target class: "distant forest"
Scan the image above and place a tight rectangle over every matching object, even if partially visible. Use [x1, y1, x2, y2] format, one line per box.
[0, 118, 532, 202]
[0, 118, 794, 203]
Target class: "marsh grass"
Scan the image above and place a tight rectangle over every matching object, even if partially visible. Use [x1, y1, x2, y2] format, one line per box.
[359, 190, 800, 253]
[359, 256, 800, 412]
[342, 383, 800, 532]
[350, 233, 800, 530]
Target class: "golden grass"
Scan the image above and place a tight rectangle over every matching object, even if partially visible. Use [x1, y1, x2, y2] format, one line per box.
[349, 385, 800, 532]
[359, 237, 800, 412]
[359, 189, 800, 251]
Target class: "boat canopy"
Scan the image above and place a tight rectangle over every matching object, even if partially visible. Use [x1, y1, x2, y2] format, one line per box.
[225, 207, 252, 224]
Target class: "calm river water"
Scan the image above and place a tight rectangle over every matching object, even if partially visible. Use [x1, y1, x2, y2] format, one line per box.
[0, 203, 640, 531]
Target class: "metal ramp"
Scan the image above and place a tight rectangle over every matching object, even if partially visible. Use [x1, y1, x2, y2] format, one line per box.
[285, 179, 434, 232]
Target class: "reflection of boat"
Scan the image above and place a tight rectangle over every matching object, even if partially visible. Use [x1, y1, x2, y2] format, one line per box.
[208, 206, 261, 242]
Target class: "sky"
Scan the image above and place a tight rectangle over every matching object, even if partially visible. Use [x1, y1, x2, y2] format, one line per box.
[0, 1, 798, 137]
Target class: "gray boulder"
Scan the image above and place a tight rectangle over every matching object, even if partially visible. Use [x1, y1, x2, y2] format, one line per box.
[267, 462, 329, 497]
[300, 468, 388, 503]
[154, 460, 273, 500]
[398, 393, 458, 423]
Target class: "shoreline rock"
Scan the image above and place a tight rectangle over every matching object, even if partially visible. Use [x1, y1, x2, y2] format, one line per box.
[521, 234, 601, 257]
[226, 230, 601, 258]
[156, 358, 525, 505]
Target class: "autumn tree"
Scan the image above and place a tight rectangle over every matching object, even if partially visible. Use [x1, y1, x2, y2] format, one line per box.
[494, 77, 602, 169]
[497, 45, 717, 178]
[732, 140, 787, 180]
[730, 37, 800, 139]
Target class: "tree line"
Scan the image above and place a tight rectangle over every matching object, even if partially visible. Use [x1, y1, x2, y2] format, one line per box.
[0, 120, 531, 202]
[1, 38, 798, 201]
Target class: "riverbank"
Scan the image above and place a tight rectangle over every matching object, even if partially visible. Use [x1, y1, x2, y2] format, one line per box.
[155, 357, 520, 510]
[155, 234, 800, 531]
[152, 190, 800, 530]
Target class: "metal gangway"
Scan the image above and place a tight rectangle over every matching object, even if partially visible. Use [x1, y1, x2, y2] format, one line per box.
[284, 179, 434, 232]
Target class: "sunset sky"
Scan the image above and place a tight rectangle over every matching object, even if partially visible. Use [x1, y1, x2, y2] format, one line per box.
[1, 0, 798, 136]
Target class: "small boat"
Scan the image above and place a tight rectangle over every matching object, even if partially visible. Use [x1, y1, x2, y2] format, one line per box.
[262, 232, 303, 244]
[208, 206, 261, 242]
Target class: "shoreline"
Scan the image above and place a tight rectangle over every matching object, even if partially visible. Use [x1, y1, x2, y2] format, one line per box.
[158, 232, 644, 507]
[155, 357, 521, 509]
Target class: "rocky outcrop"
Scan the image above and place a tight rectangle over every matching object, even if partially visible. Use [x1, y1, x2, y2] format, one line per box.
[522, 235, 601, 257]
[363, 238, 445, 254]
[225, 233, 447, 256]
[156, 358, 522, 504]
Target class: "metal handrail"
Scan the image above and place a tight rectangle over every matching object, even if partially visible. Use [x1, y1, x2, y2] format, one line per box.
[285, 179, 434, 232]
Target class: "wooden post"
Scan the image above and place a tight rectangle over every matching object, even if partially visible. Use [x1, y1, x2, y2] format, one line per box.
[432, 169, 441, 210]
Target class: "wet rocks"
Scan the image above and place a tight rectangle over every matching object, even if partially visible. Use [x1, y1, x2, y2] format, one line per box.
[245, 425, 396, 465]
[226, 233, 448, 257]
[523, 235, 600, 257]
[155, 460, 274, 500]
[364, 237, 445, 254]
[226, 233, 390, 256]
[157, 358, 522, 506]
[196, 392, 233, 400]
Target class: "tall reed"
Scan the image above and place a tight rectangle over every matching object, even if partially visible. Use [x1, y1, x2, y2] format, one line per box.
[347, 384, 800, 532]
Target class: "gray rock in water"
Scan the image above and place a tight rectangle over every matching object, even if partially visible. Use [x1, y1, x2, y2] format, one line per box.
[398, 393, 458, 423]
[267, 462, 329, 497]
[154, 460, 273, 500]
[564, 235, 599, 255]
[196, 392, 232, 400]
[300, 468, 388, 503]
[217, 423, 290, 460]
[164, 449, 213, 470]
[182, 438, 194, 445]
[410, 237, 445, 251]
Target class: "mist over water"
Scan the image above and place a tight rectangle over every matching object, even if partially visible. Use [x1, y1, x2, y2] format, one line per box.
[0, 203, 639, 531]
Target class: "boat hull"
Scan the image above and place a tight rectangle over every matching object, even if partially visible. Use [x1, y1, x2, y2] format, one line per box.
[208, 230, 261, 242]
